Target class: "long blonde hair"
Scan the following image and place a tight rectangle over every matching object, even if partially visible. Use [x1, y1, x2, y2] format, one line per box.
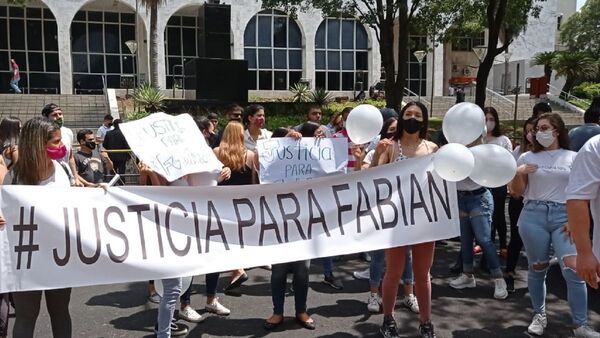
[217, 122, 246, 171]
[11, 117, 59, 185]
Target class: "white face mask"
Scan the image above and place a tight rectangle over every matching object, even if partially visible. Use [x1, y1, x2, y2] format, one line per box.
[536, 130, 556, 148]
[486, 121, 496, 133]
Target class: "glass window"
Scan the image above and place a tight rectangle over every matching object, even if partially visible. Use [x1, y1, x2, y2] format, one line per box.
[43, 8, 54, 20]
[0, 7, 6, 17]
[273, 16, 287, 48]
[122, 55, 133, 73]
[244, 10, 303, 91]
[26, 8, 41, 18]
[73, 11, 85, 21]
[10, 6, 24, 17]
[315, 18, 369, 91]
[274, 49, 286, 69]
[88, 23, 103, 53]
[121, 13, 134, 24]
[10, 19, 25, 50]
[182, 16, 195, 27]
[88, 11, 102, 22]
[0, 51, 9, 71]
[182, 28, 196, 56]
[164, 15, 201, 89]
[89, 54, 104, 73]
[26, 20, 43, 51]
[72, 23, 87, 52]
[104, 24, 120, 54]
[44, 21, 57, 51]
[167, 27, 180, 55]
[45, 53, 58, 72]
[0, 19, 7, 49]
[104, 12, 119, 22]
[244, 17, 256, 46]
[28, 52, 44, 71]
[258, 16, 271, 47]
[106, 55, 121, 73]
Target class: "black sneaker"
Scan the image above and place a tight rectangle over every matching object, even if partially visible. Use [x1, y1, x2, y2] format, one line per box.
[505, 275, 515, 293]
[419, 321, 437, 338]
[323, 273, 343, 290]
[154, 320, 189, 337]
[380, 316, 400, 338]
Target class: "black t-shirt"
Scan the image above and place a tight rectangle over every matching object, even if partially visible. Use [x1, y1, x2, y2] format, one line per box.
[75, 150, 104, 184]
[102, 128, 130, 163]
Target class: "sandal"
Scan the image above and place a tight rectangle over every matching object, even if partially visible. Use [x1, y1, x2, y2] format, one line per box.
[263, 315, 284, 331]
[295, 314, 315, 330]
[225, 272, 248, 291]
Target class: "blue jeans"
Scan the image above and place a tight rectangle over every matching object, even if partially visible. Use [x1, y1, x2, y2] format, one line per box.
[321, 256, 334, 275]
[458, 189, 502, 278]
[9, 79, 21, 94]
[519, 200, 588, 326]
[157, 278, 182, 338]
[369, 249, 413, 289]
[271, 260, 310, 315]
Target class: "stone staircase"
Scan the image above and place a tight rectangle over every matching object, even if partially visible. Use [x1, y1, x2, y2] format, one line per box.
[405, 95, 583, 125]
[0, 94, 108, 132]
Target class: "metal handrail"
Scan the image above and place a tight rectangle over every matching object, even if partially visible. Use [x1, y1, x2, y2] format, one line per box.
[485, 87, 515, 106]
[403, 87, 430, 105]
[547, 83, 591, 108]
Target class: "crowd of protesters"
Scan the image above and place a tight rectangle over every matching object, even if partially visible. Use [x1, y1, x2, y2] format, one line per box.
[0, 97, 600, 338]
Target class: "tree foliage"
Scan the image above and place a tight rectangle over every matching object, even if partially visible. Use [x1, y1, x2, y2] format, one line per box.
[560, 0, 600, 57]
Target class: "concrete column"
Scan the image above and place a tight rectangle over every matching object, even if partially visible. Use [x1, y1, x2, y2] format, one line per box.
[57, 21, 73, 94]
[298, 13, 317, 89]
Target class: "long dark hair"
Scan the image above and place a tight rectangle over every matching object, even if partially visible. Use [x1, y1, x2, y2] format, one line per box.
[531, 113, 569, 153]
[395, 101, 429, 139]
[0, 116, 21, 148]
[380, 117, 398, 139]
[298, 122, 320, 137]
[483, 107, 502, 137]
[520, 116, 536, 153]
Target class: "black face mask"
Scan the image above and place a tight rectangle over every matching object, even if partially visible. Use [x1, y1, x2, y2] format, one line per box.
[403, 118, 422, 135]
[85, 141, 96, 150]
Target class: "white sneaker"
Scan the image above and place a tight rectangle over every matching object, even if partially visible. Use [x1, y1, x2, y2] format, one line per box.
[449, 274, 476, 289]
[493, 278, 508, 300]
[205, 298, 231, 316]
[401, 294, 420, 313]
[574, 325, 600, 338]
[366, 292, 381, 313]
[353, 268, 370, 280]
[179, 305, 205, 323]
[527, 313, 547, 336]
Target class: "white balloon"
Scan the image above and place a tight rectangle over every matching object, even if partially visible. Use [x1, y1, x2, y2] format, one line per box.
[433, 143, 475, 182]
[346, 104, 384, 144]
[442, 102, 486, 145]
[469, 144, 517, 188]
[154, 276, 193, 297]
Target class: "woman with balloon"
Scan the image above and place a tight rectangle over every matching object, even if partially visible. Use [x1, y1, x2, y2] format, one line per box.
[433, 103, 511, 300]
[367, 102, 439, 338]
[509, 113, 599, 338]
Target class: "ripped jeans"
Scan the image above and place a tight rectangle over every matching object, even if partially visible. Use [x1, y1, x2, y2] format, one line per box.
[519, 200, 588, 327]
[458, 189, 503, 278]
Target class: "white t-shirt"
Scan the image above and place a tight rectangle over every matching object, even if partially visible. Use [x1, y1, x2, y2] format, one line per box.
[512, 145, 523, 161]
[244, 129, 272, 151]
[517, 149, 577, 203]
[565, 135, 600, 260]
[3, 160, 71, 186]
[96, 125, 113, 141]
[169, 171, 219, 187]
[486, 135, 512, 152]
[60, 126, 73, 164]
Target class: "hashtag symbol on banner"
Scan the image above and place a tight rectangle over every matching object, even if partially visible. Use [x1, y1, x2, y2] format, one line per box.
[13, 206, 39, 270]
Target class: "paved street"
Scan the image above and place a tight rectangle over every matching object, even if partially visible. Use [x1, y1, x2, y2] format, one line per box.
[7, 241, 600, 338]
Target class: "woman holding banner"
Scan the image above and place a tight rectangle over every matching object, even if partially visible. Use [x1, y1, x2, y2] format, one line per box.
[3, 117, 73, 338]
[370, 102, 439, 338]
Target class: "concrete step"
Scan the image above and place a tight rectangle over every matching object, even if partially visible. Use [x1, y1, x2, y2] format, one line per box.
[0, 94, 108, 132]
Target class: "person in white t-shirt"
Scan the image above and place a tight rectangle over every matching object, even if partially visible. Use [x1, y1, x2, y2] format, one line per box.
[95, 114, 114, 143]
[566, 134, 600, 288]
[243, 105, 272, 151]
[509, 113, 599, 337]
[3, 117, 73, 338]
[484, 107, 513, 257]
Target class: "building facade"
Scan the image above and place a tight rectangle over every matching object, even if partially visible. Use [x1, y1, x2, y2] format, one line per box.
[0, 0, 574, 99]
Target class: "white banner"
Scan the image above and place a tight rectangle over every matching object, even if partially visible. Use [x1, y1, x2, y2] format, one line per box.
[257, 137, 348, 184]
[0, 155, 459, 293]
[120, 112, 222, 182]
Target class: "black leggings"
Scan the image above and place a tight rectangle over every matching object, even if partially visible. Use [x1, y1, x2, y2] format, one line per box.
[0, 293, 8, 336]
[12, 288, 72, 338]
[490, 186, 508, 249]
[506, 197, 524, 274]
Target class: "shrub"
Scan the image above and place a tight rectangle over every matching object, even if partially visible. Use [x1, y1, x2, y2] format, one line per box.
[572, 82, 600, 100]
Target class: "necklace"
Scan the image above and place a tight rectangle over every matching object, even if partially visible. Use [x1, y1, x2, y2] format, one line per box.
[396, 139, 424, 161]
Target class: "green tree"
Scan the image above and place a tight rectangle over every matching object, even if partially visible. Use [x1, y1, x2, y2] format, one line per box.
[560, 0, 600, 57]
[140, 0, 166, 89]
[262, 0, 440, 112]
[531, 51, 557, 81]
[552, 51, 597, 96]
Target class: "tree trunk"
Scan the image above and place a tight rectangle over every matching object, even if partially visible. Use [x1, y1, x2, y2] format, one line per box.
[380, 14, 398, 110]
[475, 56, 494, 107]
[560, 76, 575, 99]
[392, 2, 410, 113]
[544, 65, 552, 82]
[149, 4, 160, 88]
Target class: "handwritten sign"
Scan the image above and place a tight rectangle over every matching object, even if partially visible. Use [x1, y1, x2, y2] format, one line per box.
[257, 137, 348, 184]
[120, 113, 222, 182]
